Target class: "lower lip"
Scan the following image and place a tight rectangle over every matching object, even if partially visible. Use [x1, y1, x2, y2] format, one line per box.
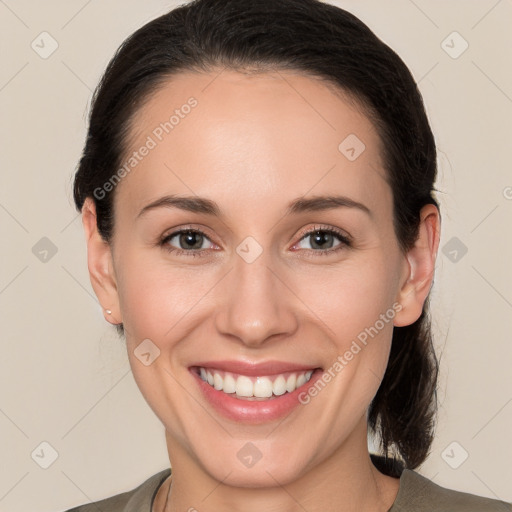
[190, 368, 323, 424]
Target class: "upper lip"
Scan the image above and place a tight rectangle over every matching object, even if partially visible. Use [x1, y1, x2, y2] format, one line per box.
[191, 360, 320, 376]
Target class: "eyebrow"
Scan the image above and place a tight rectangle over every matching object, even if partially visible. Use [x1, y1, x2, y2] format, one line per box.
[136, 194, 371, 219]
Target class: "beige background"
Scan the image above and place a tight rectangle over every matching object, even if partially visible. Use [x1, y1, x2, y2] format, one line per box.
[0, 0, 511, 510]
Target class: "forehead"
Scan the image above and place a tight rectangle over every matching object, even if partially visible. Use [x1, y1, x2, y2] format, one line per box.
[115, 69, 388, 218]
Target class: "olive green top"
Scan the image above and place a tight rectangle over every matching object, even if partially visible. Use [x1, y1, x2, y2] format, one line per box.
[62, 467, 511, 512]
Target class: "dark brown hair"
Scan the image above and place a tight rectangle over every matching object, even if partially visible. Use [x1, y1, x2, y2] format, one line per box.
[73, 0, 439, 476]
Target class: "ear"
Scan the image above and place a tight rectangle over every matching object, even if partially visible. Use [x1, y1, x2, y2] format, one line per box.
[82, 197, 122, 325]
[393, 203, 441, 327]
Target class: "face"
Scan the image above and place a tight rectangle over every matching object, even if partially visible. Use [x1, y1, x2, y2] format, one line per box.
[86, 69, 435, 487]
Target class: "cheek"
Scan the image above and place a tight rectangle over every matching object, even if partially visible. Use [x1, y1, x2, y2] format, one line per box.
[115, 250, 216, 342]
[113, 253, 205, 429]
[292, 253, 401, 412]
[296, 255, 400, 345]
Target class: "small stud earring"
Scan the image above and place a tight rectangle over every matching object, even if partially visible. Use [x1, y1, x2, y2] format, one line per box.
[105, 309, 112, 315]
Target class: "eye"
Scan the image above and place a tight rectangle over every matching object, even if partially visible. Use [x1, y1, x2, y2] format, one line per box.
[160, 228, 215, 257]
[158, 224, 351, 258]
[292, 225, 351, 254]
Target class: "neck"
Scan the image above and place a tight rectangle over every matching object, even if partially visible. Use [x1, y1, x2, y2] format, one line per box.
[161, 419, 399, 512]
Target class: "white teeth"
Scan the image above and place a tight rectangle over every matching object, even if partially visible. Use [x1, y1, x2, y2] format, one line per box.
[213, 372, 223, 390]
[272, 375, 287, 396]
[285, 373, 296, 393]
[254, 377, 273, 398]
[236, 375, 253, 397]
[198, 367, 315, 399]
[223, 373, 236, 394]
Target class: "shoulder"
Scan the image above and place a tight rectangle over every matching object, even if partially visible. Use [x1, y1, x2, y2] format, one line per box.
[392, 469, 512, 512]
[60, 468, 171, 512]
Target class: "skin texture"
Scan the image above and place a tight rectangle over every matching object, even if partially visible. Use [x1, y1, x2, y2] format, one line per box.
[82, 69, 440, 512]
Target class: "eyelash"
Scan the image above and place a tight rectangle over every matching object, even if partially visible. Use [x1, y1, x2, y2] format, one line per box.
[158, 224, 352, 258]
[293, 225, 352, 256]
[158, 226, 351, 258]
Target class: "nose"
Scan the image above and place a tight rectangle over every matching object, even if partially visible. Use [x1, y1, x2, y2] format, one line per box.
[213, 250, 299, 348]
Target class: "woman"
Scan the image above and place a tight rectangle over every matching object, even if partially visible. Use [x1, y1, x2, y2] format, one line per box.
[65, 0, 511, 510]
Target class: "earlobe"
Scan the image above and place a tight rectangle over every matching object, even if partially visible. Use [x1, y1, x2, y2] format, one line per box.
[82, 198, 122, 325]
[393, 204, 440, 327]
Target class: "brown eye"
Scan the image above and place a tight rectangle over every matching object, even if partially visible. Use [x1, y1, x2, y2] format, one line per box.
[160, 229, 214, 256]
[293, 227, 351, 254]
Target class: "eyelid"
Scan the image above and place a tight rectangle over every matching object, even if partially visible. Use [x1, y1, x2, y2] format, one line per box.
[159, 223, 352, 257]
[160, 224, 217, 243]
[295, 224, 352, 244]
[158, 224, 219, 257]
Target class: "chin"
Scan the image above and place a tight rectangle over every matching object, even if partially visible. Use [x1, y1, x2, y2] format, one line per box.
[195, 441, 314, 489]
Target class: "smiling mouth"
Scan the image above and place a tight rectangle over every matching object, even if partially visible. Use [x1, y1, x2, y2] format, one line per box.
[192, 366, 318, 400]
